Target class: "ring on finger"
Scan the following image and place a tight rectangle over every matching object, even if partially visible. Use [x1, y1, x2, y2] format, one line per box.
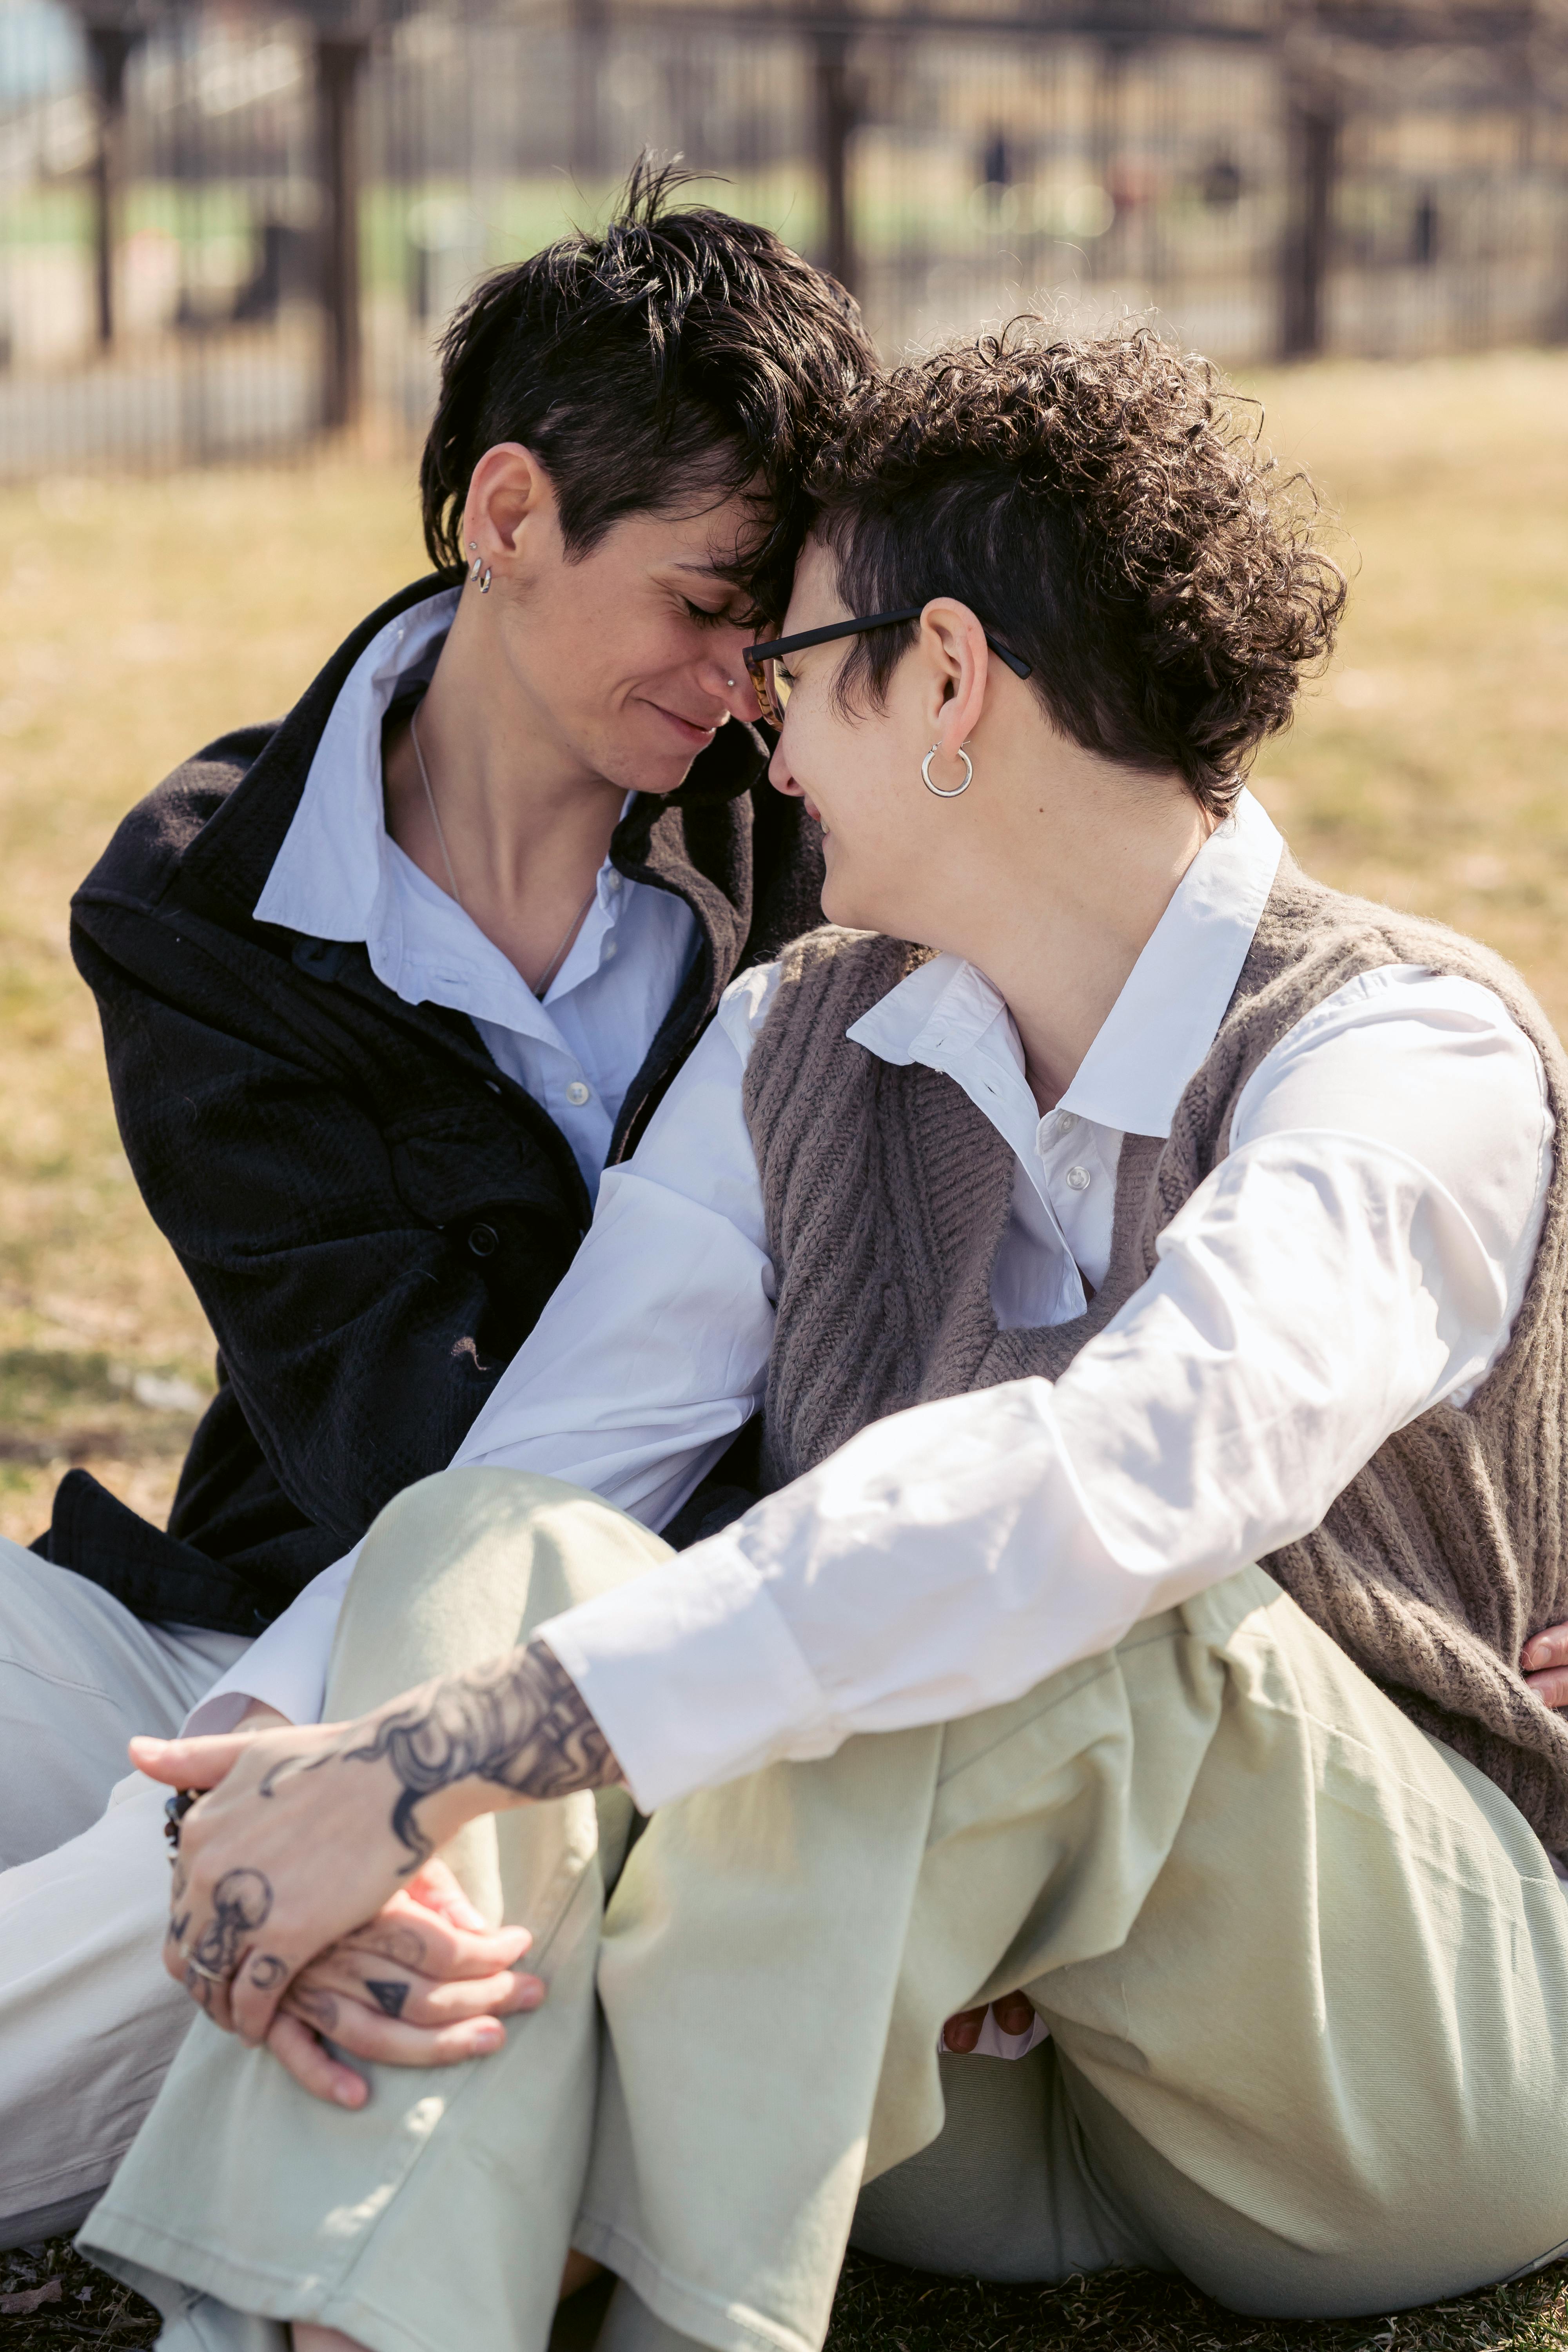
[179, 1946, 232, 1985]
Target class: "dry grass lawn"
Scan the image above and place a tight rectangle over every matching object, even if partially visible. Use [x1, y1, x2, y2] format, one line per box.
[0, 347, 1566, 2349]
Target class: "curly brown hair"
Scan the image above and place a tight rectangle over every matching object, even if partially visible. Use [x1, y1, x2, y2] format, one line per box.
[803, 322, 1345, 815]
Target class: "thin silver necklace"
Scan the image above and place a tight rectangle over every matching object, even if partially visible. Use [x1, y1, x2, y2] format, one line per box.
[409, 702, 597, 1002]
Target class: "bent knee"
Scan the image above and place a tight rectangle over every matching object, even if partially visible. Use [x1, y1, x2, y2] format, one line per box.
[330, 1470, 670, 1714]
[362, 1467, 589, 1564]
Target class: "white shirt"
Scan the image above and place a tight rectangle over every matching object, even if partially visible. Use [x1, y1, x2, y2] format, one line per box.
[196, 791, 1555, 1826]
[252, 589, 700, 1194]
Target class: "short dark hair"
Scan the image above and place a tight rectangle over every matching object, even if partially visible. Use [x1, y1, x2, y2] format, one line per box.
[419, 158, 875, 612]
[805, 323, 1346, 815]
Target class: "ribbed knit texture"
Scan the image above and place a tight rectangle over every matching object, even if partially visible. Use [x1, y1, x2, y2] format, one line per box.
[742, 854, 1568, 1849]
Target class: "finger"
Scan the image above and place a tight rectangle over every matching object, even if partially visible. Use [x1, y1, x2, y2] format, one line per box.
[299, 1954, 543, 2029]
[129, 1731, 251, 1791]
[1523, 1624, 1568, 1672]
[402, 1859, 487, 1932]
[230, 1945, 302, 2045]
[283, 1982, 508, 2067]
[265, 2011, 368, 2109]
[942, 2006, 986, 2054]
[338, 1908, 532, 1983]
[992, 1992, 1036, 2036]
[1525, 1663, 1568, 1709]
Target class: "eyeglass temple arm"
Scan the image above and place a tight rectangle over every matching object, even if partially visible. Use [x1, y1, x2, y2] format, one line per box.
[745, 610, 1031, 682]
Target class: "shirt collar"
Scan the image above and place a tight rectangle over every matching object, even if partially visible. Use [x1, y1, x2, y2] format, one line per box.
[252, 588, 460, 941]
[846, 788, 1283, 1141]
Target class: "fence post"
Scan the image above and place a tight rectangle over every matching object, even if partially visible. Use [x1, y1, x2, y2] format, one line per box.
[573, 0, 605, 178]
[1281, 83, 1337, 358]
[82, 16, 136, 348]
[814, 24, 857, 297]
[316, 28, 369, 431]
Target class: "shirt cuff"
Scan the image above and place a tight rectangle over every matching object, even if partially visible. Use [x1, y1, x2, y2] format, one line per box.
[181, 1550, 358, 1737]
[536, 1531, 834, 1811]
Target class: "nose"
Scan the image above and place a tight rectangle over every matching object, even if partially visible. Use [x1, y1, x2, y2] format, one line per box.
[697, 646, 757, 726]
[767, 726, 803, 798]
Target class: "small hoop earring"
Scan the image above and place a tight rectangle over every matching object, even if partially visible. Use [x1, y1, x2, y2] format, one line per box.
[922, 742, 973, 798]
[479, 565, 492, 594]
[466, 552, 483, 584]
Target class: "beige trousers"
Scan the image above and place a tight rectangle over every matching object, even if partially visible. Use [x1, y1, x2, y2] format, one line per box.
[0, 1539, 247, 2245]
[81, 1469, 1568, 2352]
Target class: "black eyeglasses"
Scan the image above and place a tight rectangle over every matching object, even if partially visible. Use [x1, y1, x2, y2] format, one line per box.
[742, 606, 1032, 729]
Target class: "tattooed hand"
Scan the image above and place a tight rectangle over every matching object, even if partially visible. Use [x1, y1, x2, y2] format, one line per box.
[131, 1639, 619, 2050]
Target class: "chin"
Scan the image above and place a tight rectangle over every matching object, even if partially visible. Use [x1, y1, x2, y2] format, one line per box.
[819, 873, 873, 931]
[595, 731, 693, 802]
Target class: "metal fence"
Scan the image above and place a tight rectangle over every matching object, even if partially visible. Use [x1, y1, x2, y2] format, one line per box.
[1, 0, 1565, 476]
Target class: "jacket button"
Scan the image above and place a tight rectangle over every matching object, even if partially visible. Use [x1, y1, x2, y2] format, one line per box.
[467, 1223, 499, 1258]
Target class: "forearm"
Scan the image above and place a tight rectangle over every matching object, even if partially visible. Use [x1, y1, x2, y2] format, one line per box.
[334, 1641, 624, 1870]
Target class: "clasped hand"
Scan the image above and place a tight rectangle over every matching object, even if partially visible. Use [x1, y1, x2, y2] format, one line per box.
[136, 1619, 1568, 2102]
[134, 1700, 539, 2110]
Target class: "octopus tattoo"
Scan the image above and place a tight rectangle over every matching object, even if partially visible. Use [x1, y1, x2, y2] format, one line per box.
[196, 1869, 272, 1974]
[336, 1639, 622, 1867]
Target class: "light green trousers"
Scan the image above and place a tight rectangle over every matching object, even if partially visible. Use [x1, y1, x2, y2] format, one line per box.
[81, 1470, 1568, 2352]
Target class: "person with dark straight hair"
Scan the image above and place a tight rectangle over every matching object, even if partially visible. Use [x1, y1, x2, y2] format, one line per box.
[104, 322, 1568, 2350]
[0, 163, 874, 2250]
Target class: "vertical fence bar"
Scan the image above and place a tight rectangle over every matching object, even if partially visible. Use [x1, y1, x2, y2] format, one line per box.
[317, 25, 367, 429]
[1281, 78, 1337, 358]
[85, 18, 137, 347]
[815, 20, 856, 296]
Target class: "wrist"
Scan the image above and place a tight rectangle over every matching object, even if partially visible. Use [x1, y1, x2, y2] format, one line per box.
[339, 1641, 622, 1878]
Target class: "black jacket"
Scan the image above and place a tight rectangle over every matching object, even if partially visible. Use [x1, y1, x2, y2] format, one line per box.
[45, 577, 819, 1634]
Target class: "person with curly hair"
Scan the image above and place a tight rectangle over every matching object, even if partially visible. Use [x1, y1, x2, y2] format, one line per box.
[87, 324, 1568, 2350]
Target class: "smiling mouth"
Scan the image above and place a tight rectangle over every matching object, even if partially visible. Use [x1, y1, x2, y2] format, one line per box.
[648, 701, 722, 745]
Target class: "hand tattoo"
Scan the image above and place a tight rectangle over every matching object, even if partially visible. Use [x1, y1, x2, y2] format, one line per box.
[337, 1640, 621, 1867]
[364, 1979, 409, 2018]
[287, 1983, 339, 2033]
[248, 1953, 289, 1992]
[343, 1920, 426, 1971]
[194, 1868, 273, 1979]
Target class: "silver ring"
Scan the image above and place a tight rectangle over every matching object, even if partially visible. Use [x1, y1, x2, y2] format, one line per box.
[179, 1945, 230, 1985]
[922, 744, 973, 798]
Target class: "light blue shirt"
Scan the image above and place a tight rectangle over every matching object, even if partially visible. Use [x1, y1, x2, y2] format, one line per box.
[252, 590, 700, 1196]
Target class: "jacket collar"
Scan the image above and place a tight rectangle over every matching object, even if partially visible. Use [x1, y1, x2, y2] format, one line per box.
[177, 573, 770, 937]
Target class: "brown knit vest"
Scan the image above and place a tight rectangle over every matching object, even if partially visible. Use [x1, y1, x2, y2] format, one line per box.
[742, 855, 1568, 1848]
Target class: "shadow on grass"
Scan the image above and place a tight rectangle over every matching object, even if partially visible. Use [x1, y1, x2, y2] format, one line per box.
[6, 2239, 1568, 2352]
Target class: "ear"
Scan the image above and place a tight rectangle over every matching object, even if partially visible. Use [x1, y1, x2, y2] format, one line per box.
[916, 599, 990, 753]
[463, 445, 557, 575]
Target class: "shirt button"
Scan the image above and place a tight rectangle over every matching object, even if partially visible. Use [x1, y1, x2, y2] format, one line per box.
[1065, 1165, 1092, 1193]
[1053, 1111, 1078, 1138]
[566, 1080, 591, 1106]
[602, 938, 617, 960]
[605, 871, 622, 893]
[467, 1222, 499, 1258]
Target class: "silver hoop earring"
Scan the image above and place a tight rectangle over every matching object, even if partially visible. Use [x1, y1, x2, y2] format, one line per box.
[467, 550, 483, 584]
[922, 742, 973, 798]
[479, 565, 492, 594]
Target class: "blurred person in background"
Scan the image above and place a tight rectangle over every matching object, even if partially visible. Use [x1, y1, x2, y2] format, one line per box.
[92, 326, 1568, 2350]
[0, 162, 873, 2250]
